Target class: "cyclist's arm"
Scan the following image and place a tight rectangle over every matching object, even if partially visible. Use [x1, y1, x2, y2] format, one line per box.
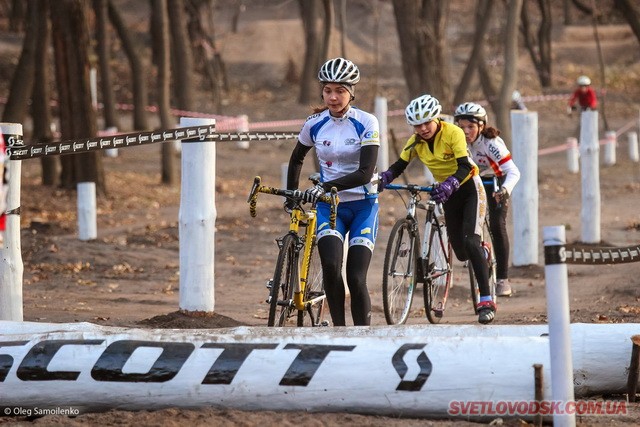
[499, 159, 520, 195]
[451, 156, 473, 183]
[287, 141, 312, 190]
[384, 157, 410, 181]
[320, 145, 378, 192]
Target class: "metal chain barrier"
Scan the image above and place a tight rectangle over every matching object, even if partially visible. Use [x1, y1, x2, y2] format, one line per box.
[4, 127, 299, 161]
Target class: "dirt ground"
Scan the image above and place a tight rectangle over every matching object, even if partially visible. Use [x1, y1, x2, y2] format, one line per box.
[3, 1, 640, 425]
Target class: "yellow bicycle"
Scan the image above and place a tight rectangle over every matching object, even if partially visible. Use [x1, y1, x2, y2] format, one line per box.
[248, 175, 338, 327]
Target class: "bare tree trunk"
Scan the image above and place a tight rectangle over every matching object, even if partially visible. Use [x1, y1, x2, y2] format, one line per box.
[151, 0, 177, 186]
[590, 0, 609, 131]
[520, 0, 552, 88]
[31, 0, 59, 186]
[453, 0, 493, 107]
[392, 0, 450, 102]
[338, 0, 347, 58]
[494, 0, 523, 137]
[93, 0, 120, 129]
[168, 0, 195, 112]
[320, 0, 332, 62]
[50, 0, 105, 193]
[108, 0, 149, 130]
[298, 0, 322, 105]
[2, 0, 37, 124]
[614, 0, 640, 44]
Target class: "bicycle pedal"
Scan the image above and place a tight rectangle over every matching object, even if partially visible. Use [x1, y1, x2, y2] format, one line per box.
[434, 309, 443, 318]
[319, 321, 330, 327]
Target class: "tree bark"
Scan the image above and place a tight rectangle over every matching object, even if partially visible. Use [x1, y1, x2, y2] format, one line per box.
[298, 0, 322, 105]
[168, 0, 195, 112]
[392, 0, 450, 103]
[2, 0, 37, 124]
[108, 0, 149, 130]
[31, 0, 59, 186]
[151, 0, 178, 186]
[93, 0, 120, 129]
[520, 0, 552, 88]
[614, 0, 640, 46]
[50, 0, 105, 193]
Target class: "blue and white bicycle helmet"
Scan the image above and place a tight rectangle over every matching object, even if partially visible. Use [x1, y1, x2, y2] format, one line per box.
[318, 57, 360, 85]
[405, 94, 442, 126]
[454, 102, 487, 125]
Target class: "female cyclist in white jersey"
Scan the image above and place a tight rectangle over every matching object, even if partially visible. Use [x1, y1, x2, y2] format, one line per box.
[285, 57, 380, 326]
[454, 102, 521, 297]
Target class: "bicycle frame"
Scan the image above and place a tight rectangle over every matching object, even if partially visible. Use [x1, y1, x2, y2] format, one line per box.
[248, 176, 338, 326]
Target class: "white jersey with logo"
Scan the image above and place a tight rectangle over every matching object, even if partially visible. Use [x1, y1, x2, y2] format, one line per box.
[468, 134, 520, 195]
[298, 106, 380, 202]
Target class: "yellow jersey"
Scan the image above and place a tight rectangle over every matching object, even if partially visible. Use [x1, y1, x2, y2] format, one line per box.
[399, 120, 478, 183]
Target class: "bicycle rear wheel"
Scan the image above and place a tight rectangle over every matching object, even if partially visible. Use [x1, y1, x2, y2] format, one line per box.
[268, 234, 298, 326]
[382, 218, 419, 325]
[424, 220, 453, 324]
[297, 237, 327, 326]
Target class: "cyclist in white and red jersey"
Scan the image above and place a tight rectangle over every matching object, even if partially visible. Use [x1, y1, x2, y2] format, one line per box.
[380, 94, 497, 324]
[454, 102, 521, 297]
[285, 57, 380, 326]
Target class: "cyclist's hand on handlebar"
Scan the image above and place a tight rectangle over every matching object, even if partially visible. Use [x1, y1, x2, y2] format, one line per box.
[378, 170, 394, 193]
[493, 187, 509, 204]
[283, 198, 296, 214]
[430, 176, 459, 204]
[303, 183, 325, 204]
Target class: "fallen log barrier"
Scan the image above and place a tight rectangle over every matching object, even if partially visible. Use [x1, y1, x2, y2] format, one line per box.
[0, 321, 637, 420]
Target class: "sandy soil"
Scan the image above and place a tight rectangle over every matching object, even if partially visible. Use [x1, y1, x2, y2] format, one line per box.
[2, 1, 640, 425]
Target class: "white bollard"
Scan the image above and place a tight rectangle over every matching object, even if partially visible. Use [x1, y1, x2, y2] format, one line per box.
[543, 226, 576, 427]
[566, 137, 579, 173]
[628, 132, 639, 162]
[281, 162, 288, 190]
[374, 96, 388, 172]
[236, 114, 250, 150]
[603, 130, 616, 166]
[579, 110, 600, 244]
[510, 111, 539, 266]
[179, 117, 217, 313]
[0, 123, 24, 321]
[77, 182, 97, 241]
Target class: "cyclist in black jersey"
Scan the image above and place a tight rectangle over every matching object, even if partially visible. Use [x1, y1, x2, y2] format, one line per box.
[379, 94, 496, 324]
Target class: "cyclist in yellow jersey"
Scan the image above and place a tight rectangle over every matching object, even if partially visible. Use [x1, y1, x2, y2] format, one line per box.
[379, 94, 496, 324]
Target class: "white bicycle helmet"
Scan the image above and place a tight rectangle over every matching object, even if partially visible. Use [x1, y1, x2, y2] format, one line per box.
[576, 75, 591, 86]
[405, 95, 442, 126]
[317, 57, 360, 85]
[454, 102, 487, 124]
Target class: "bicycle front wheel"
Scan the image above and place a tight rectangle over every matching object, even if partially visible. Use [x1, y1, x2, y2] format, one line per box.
[382, 218, 419, 325]
[298, 237, 327, 327]
[268, 234, 298, 326]
[424, 220, 453, 324]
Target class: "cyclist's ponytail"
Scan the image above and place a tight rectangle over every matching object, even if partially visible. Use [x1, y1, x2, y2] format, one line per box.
[482, 126, 500, 139]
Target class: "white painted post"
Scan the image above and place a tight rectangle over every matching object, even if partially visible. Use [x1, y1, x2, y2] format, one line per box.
[374, 97, 388, 172]
[579, 111, 600, 244]
[281, 162, 288, 190]
[566, 137, 579, 173]
[603, 130, 616, 166]
[179, 117, 217, 313]
[77, 182, 97, 241]
[510, 111, 538, 266]
[236, 114, 250, 150]
[104, 127, 119, 158]
[628, 132, 639, 162]
[0, 123, 24, 321]
[90, 67, 98, 111]
[543, 226, 576, 427]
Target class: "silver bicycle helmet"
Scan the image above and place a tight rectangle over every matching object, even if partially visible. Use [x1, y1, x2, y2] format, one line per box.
[576, 75, 591, 86]
[317, 57, 360, 85]
[404, 95, 442, 126]
[454, 102, 487, 124]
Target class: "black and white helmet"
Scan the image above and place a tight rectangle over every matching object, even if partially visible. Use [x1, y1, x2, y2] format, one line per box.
[454, 102, 487, 124]
[404, 95, 442, 126]
[318, 57, 360, 85]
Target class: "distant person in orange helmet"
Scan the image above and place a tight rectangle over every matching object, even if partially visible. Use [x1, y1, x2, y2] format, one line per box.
[567, 75, 597, 114]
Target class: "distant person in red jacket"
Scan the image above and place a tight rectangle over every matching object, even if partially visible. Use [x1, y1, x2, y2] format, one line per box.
[567, 75, 597, 114]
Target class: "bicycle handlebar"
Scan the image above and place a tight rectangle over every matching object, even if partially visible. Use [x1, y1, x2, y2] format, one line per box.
[385, 183, 434, 193]
[248, 176, 339, 229]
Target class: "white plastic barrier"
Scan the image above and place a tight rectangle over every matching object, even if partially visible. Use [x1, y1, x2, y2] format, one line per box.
[628, 132, 639, 163]
[0, 321, 638, 419]
[603, 130, 616, 166]
[77, 182, 97, 241]
[566, 137, 579, 173]
[579, 111, 600, 244]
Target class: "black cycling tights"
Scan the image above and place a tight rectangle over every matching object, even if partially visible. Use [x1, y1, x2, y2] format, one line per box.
[318, 235, 372, 326]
